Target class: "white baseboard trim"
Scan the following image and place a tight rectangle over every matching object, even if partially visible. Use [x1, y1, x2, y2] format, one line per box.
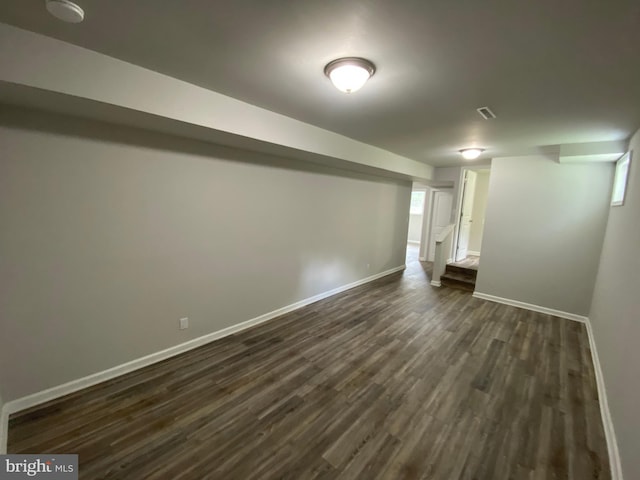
[472, 292, 588, 323]
[0, 265, 405, 453]
[407, 240, 421, 245]
[430, 280, 441, 287]
[467, 250, 481, 256]
[585, 319, 624, 480]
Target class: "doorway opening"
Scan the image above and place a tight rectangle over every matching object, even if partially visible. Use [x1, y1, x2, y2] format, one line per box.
[425, 189, 453, 262]
[453, 168, 491, 265]
[432, 167, 490, 291]
[407, 188, 426, 247]
[406, 182, 454, 266]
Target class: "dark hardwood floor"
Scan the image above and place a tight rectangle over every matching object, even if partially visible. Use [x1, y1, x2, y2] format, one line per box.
[8, 245, 610, 479]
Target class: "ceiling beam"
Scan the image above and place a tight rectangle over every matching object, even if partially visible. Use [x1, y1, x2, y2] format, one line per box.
[558, 140, 628, 164]
[0, 23, 433, 182]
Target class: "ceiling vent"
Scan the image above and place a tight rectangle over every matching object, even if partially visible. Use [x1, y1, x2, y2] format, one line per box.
[476, 106, 496, 120]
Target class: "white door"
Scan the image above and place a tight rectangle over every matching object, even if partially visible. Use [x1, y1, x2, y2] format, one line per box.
[427, 191, 453, 261]
[456, 170, 477, 261]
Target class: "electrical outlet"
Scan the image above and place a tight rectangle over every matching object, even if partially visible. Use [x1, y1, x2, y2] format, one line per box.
[179, 317, 189, 330]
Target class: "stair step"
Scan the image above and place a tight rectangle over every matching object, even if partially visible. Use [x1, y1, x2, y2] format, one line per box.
[441, 274, 476, 292]
[441, 272, 476, 284]
[445, 264, 478, 278]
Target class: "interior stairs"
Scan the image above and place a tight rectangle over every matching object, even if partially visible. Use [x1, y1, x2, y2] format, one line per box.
[441, 263, 477, 292]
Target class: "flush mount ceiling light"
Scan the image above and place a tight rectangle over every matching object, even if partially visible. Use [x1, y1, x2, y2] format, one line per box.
[459, 148, 485, 160]
[46, 0, 85, 23]
[324, 57, 375, 94]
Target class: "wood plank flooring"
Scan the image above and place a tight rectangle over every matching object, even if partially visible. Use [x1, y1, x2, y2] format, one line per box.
[8, 247, 610, 479]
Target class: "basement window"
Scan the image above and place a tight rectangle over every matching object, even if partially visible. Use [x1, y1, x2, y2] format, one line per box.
[410, 191, 426, 214]
[611, 151, 632, 207]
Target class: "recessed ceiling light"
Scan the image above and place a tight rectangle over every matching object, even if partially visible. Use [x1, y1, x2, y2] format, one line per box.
[46, 0, 85, 23]
[460, 148, 484, 160]
[324, 57, 375, 94]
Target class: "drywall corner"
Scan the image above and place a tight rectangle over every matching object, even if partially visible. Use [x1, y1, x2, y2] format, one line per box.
[0, 392, 7, 454]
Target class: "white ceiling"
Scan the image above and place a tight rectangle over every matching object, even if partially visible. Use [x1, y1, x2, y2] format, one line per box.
[1, 0, 639, 167]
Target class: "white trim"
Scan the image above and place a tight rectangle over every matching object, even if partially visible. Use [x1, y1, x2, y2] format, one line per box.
[585, 319, 624, 480]
[466, 250, 481, 256]
[407, 240, 421, 245]
[472, 292, 588, 323]
[430, 280, 441, 287]
[0, 265, 405, 453]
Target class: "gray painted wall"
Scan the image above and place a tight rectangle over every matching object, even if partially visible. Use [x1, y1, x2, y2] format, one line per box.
[0, 390, 4, 454]
[475, 155, 612, 315]
[589, 127, 640, 480]
[0, 107, 411, 402]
